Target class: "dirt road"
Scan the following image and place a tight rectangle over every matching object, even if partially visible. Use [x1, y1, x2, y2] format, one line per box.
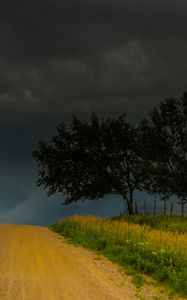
[0, 224, 139, 300]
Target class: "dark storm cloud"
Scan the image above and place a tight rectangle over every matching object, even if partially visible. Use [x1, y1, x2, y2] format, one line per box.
[1, 0, 187, 61]
[1, 0, 187, 119]
[1, 0, 187, 153]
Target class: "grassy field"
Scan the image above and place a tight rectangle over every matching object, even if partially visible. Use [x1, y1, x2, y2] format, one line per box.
[112, 215, 187, 233]
[49, 214, 187, 298]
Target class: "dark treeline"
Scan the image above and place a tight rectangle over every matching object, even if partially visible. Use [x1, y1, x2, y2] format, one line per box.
[33, 92, 187, 215]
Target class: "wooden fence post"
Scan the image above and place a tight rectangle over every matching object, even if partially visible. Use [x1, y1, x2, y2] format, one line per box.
[170, 202, 173, 217]
[153, 197, 157, 215]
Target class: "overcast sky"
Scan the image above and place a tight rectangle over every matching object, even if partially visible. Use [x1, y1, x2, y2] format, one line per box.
[0, 0, 186, 224]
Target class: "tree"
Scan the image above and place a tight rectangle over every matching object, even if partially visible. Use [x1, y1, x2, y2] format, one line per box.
[139, 92, 187, 212]
[32, 113, 144, 214]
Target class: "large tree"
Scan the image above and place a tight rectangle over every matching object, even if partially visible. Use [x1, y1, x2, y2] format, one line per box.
[32, 113, 144, 214]
[139, 92, 187, 213]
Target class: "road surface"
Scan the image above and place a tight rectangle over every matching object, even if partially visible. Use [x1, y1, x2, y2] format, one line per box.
[0, 224, 138, 300]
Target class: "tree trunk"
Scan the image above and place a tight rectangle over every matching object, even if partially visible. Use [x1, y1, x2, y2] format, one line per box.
[163, 199, 167, 215]
[177, 198, 187, 218]
[126, 190, 134, 215]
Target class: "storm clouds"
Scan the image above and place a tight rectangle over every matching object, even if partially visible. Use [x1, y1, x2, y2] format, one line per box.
[0, 0, 186, 224]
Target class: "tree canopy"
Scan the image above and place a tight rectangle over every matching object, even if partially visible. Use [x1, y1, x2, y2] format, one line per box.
[33, 113, 145, 214]
[139, 92, 187, 205]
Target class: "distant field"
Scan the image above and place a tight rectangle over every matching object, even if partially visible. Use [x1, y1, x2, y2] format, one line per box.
[50, 214, 187, 298]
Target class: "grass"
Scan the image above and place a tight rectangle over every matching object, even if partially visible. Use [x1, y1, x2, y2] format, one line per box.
[49, 214, 187, 298]
[111, 214, 187, 234]
[132, 274, 147, 288]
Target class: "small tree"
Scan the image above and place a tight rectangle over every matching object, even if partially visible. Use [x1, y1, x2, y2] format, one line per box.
[33, 113, 144, 214]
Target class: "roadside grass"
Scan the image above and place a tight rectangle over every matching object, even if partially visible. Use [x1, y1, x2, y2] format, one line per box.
[48, 215, 187, 298]
[111, 214, 187, 234]
[132, 274, 147, 288]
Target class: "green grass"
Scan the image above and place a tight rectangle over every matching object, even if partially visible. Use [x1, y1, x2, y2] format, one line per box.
[132, 274, 147, 288]
[112, 214, 187, 234]
[48, 215, 187, 298]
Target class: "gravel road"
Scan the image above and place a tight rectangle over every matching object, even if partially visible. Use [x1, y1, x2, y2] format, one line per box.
[0, 224, 138, 300]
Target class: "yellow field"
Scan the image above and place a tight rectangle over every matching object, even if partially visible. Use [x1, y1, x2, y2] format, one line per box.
[66, 215, 187, 256]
